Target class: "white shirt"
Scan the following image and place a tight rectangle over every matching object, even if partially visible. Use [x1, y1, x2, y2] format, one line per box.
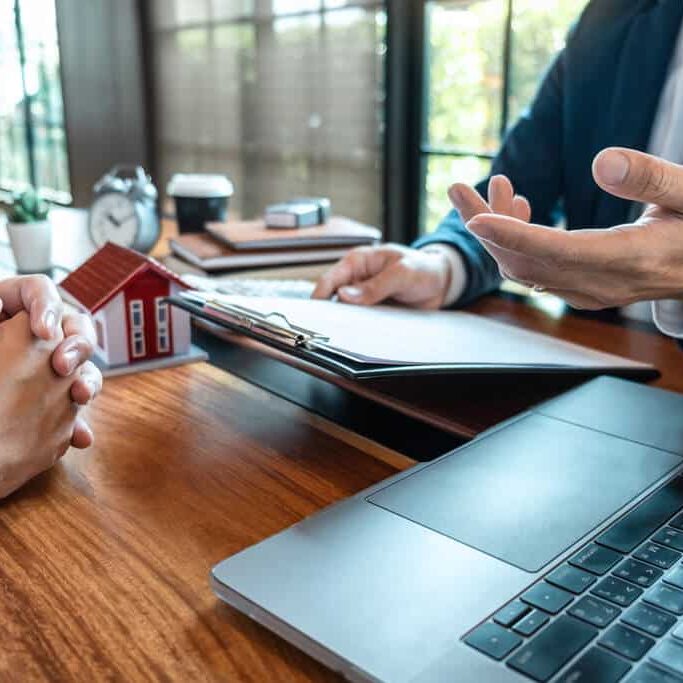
[429, 20, 683, 337]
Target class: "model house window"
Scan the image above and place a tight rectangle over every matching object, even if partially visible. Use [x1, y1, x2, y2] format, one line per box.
[129, 300, 145, 358]
[420, 0, 587, 232]
[95, 319, 105, 351]
[155, 297, 170, 353]
[0, 0, 71, 201]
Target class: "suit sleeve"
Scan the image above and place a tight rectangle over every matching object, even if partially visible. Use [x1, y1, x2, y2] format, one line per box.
[413, 47, 568, 307]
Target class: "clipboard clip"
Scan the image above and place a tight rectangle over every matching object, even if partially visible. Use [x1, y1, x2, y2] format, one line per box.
[180, 291, 329, 348]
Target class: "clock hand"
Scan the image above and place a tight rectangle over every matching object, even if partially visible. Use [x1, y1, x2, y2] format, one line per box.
[117, 212, 137, 224]
[106, 212, 121, 228]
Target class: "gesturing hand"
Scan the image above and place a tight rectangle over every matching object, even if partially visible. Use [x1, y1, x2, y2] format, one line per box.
[462, 148, 683, 310]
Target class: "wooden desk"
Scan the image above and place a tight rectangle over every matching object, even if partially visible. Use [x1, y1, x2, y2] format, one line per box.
[2, 215, 683, 679]
[3, 295, 682, 681]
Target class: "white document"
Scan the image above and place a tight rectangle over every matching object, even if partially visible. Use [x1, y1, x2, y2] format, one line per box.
[217, 295, 648, 369]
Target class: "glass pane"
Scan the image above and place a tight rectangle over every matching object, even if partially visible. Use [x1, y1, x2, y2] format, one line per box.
[151, 0, 211, 29]
[152, 6, 385, 229]
[425, 0, 505, 155]
[0, 6, 30, 191]
[211, 0, 255, 20]
[20, 0, 70, 197]
[422, 154, 491, 233]
[508, 0, 588, 125]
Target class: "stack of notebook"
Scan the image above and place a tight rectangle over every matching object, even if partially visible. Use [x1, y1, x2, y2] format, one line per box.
[168, 216, 381, 273]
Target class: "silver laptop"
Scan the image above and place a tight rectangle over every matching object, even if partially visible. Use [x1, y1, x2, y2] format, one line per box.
[211, 377, 683, 682]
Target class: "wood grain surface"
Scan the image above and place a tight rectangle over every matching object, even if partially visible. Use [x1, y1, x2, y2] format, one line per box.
[0, 363, 408, 681]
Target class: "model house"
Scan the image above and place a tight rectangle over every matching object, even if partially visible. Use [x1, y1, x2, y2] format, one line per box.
[60, 242, 192, 368]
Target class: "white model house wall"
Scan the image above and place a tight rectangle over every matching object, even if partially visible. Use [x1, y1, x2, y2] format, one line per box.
[170, 282, 191, 355]
[101, 292, 128, 367]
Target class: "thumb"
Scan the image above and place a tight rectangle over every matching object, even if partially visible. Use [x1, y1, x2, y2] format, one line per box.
[593, 147, 683, 212]
[338, 264, 403, 306]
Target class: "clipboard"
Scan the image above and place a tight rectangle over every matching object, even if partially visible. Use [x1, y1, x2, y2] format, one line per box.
[166, 292, 659, 381]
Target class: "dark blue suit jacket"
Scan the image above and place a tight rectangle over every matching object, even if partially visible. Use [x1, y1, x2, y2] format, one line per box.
[414, 0, 683, 306]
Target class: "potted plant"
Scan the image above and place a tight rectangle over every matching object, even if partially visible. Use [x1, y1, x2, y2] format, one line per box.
[6, 188, 52, 273]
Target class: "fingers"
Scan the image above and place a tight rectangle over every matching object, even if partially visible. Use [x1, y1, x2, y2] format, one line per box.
[466, 214, 569, 258]
[488, 175, 515, 216]
[512, 194, 532, 222]
[70, 361, 103, 406]
[0, 275, 63, 341]
[312, 246, 400, 300]
[448, 183, 490, 222]
[593, 147, 683, 212]
[52, 312, 97, 377]
[337, 262, 405, 305]
[70, 416, 94, 450]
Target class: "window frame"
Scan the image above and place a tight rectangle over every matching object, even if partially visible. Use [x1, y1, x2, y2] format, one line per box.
[129, 299, 146, 358]
[155, 297, 170, 354]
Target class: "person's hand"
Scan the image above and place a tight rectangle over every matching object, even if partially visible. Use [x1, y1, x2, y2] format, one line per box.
[312, 244, 453, 309]
[0, 275, 102, 446]
[0, 312, 82, 498]
[449, 174, 531, 225]
[462, 147, 683, 310]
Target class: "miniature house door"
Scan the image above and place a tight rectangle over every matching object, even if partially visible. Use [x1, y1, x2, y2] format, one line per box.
[124, 269, 174, 361]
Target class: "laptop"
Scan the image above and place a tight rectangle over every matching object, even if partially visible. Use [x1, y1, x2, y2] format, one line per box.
[211, 377, 683, 682]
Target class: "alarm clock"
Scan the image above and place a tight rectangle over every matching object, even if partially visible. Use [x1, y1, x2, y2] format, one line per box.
[89, 165, 160, 252]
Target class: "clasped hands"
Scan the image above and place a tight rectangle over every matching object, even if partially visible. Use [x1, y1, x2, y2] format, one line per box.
[0, 275, 102, 498]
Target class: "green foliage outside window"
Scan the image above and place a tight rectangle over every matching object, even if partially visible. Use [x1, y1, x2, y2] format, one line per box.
[422, 0, 587, 233]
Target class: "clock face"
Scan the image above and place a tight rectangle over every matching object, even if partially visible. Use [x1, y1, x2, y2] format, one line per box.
[89, 193, 140, 248]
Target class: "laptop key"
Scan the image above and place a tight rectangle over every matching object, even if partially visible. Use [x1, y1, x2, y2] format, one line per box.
[596, 480, 683, 554]
[614, 558, 663, 587]
[493, 599, 530, 627]
[622, 603, 676, 637]
[629, 663, 683, 682]
[599, 623, 655, 661]
[507, 615, 597, 682]
[650, 638, 683, 677]
[644, 584, 683, 615]
[669, 511, 683, 530]
[547, 564, 597, 594]
[555, 647, 630, 683]
[634, 543, 681, 570]
[591, 576, 643, 607]
[513, 610, 549, 637]
[652, 528, 683, 552]
[464, 622, 522, 660]
[664, 565, 683, 591]
[568, 595, 621, 628]
[522, 582, 573, 614]
[570, 544, 622, 575]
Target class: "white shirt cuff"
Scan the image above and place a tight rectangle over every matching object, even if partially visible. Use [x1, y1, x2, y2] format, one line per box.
[420, 244, 467, 307]
[652, 299, 683, 338]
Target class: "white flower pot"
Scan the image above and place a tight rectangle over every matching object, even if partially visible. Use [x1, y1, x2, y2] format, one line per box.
[7, 218, 52, 274]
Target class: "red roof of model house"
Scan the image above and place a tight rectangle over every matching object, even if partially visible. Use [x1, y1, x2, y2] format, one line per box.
[60, 242, 188, 314]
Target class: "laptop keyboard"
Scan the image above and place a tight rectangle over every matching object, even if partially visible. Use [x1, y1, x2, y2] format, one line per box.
[464, 476, 683, 682]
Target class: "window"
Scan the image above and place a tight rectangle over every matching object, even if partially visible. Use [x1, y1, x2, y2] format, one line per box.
[129, 300, 145, 358]
[155, 298, 170, 353]
[0, 0, 70, 202]
[95, 318, 105, 351]
[149, 0, 386, 229]
[420, 0, 587, 233]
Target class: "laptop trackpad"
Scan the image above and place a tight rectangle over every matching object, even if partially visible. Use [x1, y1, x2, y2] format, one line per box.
[368, 414, 681, 572]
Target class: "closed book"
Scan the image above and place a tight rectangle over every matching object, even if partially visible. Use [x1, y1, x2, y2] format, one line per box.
[169, 233, 351, 272]
[206, 216, 381, 251]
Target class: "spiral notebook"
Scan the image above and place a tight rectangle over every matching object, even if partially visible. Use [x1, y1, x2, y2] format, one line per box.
[166, 291, 658, 381]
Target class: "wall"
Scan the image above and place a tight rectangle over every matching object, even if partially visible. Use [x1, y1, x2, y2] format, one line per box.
[55, 0, 151, 207]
